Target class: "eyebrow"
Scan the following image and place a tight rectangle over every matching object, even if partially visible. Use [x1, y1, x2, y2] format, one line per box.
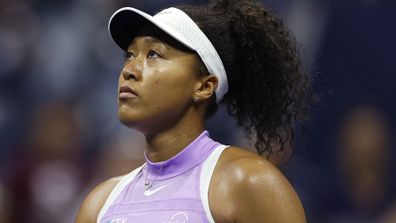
[142, 36, 170, 49]
[127, 36, 171, 52]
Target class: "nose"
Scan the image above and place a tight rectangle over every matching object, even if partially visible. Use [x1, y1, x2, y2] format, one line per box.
[121, 67, 137, 81]
[121, 59, 142, 81]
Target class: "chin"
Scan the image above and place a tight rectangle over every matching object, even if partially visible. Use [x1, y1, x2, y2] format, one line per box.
[117, 113, 148, 134]
[118, 114, 172, 136]
[119, 112, 138, 127]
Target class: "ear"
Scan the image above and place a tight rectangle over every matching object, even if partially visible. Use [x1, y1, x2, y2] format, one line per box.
[193, 75, 218, 102]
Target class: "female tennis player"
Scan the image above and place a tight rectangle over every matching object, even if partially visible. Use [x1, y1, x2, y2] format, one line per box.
[77, 0, 310, 222]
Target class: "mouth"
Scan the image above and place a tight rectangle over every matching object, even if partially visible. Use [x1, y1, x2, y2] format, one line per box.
[119, 86, 138, 99]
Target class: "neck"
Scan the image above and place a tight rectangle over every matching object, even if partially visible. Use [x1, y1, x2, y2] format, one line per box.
[144, 109, 205, 162]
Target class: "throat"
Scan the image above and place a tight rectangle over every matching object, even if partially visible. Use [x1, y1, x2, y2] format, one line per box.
[142, 129, 218, 182]
[145, 128, 204, 162]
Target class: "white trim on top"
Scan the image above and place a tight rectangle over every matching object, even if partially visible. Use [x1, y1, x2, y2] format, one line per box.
[200, 145, 229, 223]
[96, 164, 144, 223]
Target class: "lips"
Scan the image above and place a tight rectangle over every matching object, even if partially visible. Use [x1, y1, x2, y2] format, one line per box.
[119, 86, 138, 99]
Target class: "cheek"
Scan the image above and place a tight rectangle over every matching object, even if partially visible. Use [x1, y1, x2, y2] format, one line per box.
[139, 59, 199, 111]
[148, 76, 191, 100]
[144, 79, 193, 117]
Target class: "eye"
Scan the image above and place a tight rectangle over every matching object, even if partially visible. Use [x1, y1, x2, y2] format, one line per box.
[125, 52, 135, 59]
[147, 50, 161, 59]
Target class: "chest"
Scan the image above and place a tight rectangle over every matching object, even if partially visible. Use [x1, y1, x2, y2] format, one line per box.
[100, 167, 209, 223]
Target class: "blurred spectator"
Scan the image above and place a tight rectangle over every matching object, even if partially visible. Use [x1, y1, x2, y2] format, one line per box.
[7, 101, 89, 223]
[91, 128, 145, 184]
[322, 104, 395, 222]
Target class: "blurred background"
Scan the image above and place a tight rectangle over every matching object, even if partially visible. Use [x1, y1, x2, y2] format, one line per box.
[0, 0, 395, 222]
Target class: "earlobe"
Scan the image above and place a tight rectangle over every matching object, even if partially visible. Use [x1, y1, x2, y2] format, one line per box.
[192, 95, 200, 103]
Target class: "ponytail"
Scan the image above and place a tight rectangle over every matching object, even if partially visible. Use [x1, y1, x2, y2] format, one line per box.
[179, 0, 312, 156]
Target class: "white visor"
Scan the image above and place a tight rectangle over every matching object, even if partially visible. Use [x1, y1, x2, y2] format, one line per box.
[108, 7, 228, 103]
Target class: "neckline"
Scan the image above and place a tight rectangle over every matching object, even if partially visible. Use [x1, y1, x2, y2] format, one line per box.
[143, 130, 219, 180]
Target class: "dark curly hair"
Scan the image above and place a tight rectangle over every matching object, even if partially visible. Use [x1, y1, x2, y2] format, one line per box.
[177, 0, 312, 156]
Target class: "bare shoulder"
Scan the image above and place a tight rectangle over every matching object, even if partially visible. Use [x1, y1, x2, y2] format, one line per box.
[210, 146, 306, 223]
[75, 176, 124, 223]
[214, 146, 284, 183]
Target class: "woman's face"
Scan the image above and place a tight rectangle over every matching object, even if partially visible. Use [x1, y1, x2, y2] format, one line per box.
[118, 26, 203, 134]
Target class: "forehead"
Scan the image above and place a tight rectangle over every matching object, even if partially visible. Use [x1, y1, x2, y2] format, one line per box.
[129, 24, 195, 53]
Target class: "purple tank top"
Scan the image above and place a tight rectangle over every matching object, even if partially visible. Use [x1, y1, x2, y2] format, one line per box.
[98, 131, 226, 223]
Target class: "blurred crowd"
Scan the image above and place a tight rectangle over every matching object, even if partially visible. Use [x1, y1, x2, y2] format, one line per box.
[0, 0, 395, 222]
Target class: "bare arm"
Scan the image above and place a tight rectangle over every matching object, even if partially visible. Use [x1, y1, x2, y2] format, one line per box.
[233, 159, 306, 222]
[210, 147, 306, 223]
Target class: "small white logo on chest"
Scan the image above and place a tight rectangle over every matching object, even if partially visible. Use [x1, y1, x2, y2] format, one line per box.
[107, 218, 127, 223]
[144, 183, 172, 196]
[162, 212, 190, 223]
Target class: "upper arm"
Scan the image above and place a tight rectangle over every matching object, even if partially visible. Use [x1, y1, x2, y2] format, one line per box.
[232, 160, 306, 223]
[75, 177, 122, 223]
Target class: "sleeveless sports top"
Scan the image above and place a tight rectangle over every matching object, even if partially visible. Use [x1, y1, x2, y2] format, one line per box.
[97, 131, 228, 223]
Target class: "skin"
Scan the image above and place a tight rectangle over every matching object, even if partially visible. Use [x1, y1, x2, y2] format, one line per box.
[76, 25, 306, 223]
